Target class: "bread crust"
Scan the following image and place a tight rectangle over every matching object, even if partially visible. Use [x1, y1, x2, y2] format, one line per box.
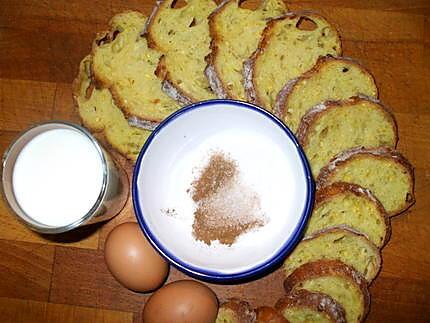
[146, 0, 192, 102]
[297, 226, 382, 283]
[295, 95, 399, 148]
[90, 11, 177, 126]
[206, 0, 285, 99]
[243, 14, 283, 106]
[145, 0, 215, 103]
[243, 11, 342, 108]
[154, 55, 194, 106]
[219, 298, 257, 323]
[145, 0, 166, 50]
[91, 29, 117, 87]
[283, 260, 370, 323]
[72, 59, 94, 126]
[273, 56, 378, 120]
[255, 306, 288, 323]
[90, 14, 139, 118]
[72, 56, 146, 162]
[314, 182, 391, 247]
[90, 12, 142, 87]
[127, 116, 159, 131]
[141, 0, 162, 38]
[73, 57, 110, 135]
[275, 289, 347, 323]
[316, 147, 415, 216]
[205, 0, 233, 99]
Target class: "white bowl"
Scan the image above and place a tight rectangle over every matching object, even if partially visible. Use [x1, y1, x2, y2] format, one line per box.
[132, 100, 314, 282]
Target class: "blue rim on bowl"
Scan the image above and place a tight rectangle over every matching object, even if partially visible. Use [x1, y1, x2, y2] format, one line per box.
[132, 99, 314, 283]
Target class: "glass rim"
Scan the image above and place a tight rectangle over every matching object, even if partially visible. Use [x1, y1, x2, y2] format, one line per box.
[1, 120, 109, 234]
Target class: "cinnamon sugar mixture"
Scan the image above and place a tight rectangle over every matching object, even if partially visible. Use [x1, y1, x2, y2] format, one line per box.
[190, 152, 266, 246]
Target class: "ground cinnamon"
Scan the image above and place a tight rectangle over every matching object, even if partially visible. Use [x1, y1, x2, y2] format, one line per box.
[190, 151, 265, 246]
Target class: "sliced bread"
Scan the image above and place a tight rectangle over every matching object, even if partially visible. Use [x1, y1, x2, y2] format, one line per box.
[317, 147, 415, 216]
[206, 0, 287, 100]
[146, 0, 217, 103]
[216, 298, 256, 323]
[274, 56, 378, 133]
[91, 11, 180, 124]
[73, 56, 150, 161]
[297, 96, 398, 177]
[283, 227, 381, 283]
[283, 260, 370, 323]
[305, 182, 390, 248]
[275, 289, 346, 323]
[244, 12, 342, 111]
[256, 306, 288, 323]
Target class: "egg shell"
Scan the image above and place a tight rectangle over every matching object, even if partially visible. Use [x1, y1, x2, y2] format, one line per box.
[256, 306, 288, 323]
[142, 280, 219, 323]
[104, 222, 169, 292]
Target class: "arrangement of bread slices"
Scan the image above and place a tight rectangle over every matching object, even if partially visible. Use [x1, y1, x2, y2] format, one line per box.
[73, 1, 415, 321]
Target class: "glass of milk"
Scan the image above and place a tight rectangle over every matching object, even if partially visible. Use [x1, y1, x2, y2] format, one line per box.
[1, 121, 129, 234]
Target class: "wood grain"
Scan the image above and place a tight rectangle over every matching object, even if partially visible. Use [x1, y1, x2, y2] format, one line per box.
[50, 246, 149, 313]
[97, 197, 137, 250]
[0, 297, 133, 323]
[52, 83, 81, 123]
[342, 42, 430, 116]
[368, 276, 430, 322]
[0, 0, 429, 322]
[0, 240, 54, 301]
[289, 5, 426, 42]
[50, 245, 286, 312]
[289, 0, 430, 15]
[0, 198, 100, 249]
[0, 79, 56, 131]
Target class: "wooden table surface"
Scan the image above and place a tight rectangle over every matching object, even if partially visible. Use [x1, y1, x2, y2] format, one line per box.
[0, 1, 429, 322]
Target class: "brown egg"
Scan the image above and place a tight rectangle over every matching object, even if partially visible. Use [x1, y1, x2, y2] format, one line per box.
[256, 306, 288, 323]
[104, 222, 169, 292]
[142, 280, 219, 323]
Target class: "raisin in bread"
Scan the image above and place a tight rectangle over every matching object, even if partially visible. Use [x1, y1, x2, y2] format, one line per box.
[284, 260, 370, 323]
[283, 227, 381, 283]
[317, 147, 415, 216]
[216, 298, 256, 323]
[206, 0, 287, 100]
[274, 56, 378, 133]
[244, 12, 342, 111]
[256, 306, 288, 323]
[146, 0, 217, 103]
[305, 182, 390, 248]
[275, 289, 346, 323]
[297, 96, 398, 177]
[91, 11, 180, 124]
[73, 56, 150, 161]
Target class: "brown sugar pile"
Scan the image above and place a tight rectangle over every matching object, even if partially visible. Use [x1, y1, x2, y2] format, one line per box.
[190, 151, 266, 246]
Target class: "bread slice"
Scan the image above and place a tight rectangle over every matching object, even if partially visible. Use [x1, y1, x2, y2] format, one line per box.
[305, 182, 390, 248]
[275, 289, 346, 323]
[317, 147, 415, 216]
[73, 55, 150, 161]
[283, 227, 381, 283]
[91, 11, 180, 124]
[283, 260, 370, 323]
[216, 298, 256, 323]
[256, 306, 288, 323]
[297, 96, 398, 177]
[244, 12, 342, 111]
[205, 0, 287, 100]
[274, 56, 378, 133]
[146, 0, 217, 103]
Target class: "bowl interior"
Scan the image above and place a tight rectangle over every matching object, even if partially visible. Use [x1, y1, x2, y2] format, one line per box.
[134, 101, 312, 278]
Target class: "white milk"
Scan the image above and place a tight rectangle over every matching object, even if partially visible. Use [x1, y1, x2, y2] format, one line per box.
[12, 128, 104, 227]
